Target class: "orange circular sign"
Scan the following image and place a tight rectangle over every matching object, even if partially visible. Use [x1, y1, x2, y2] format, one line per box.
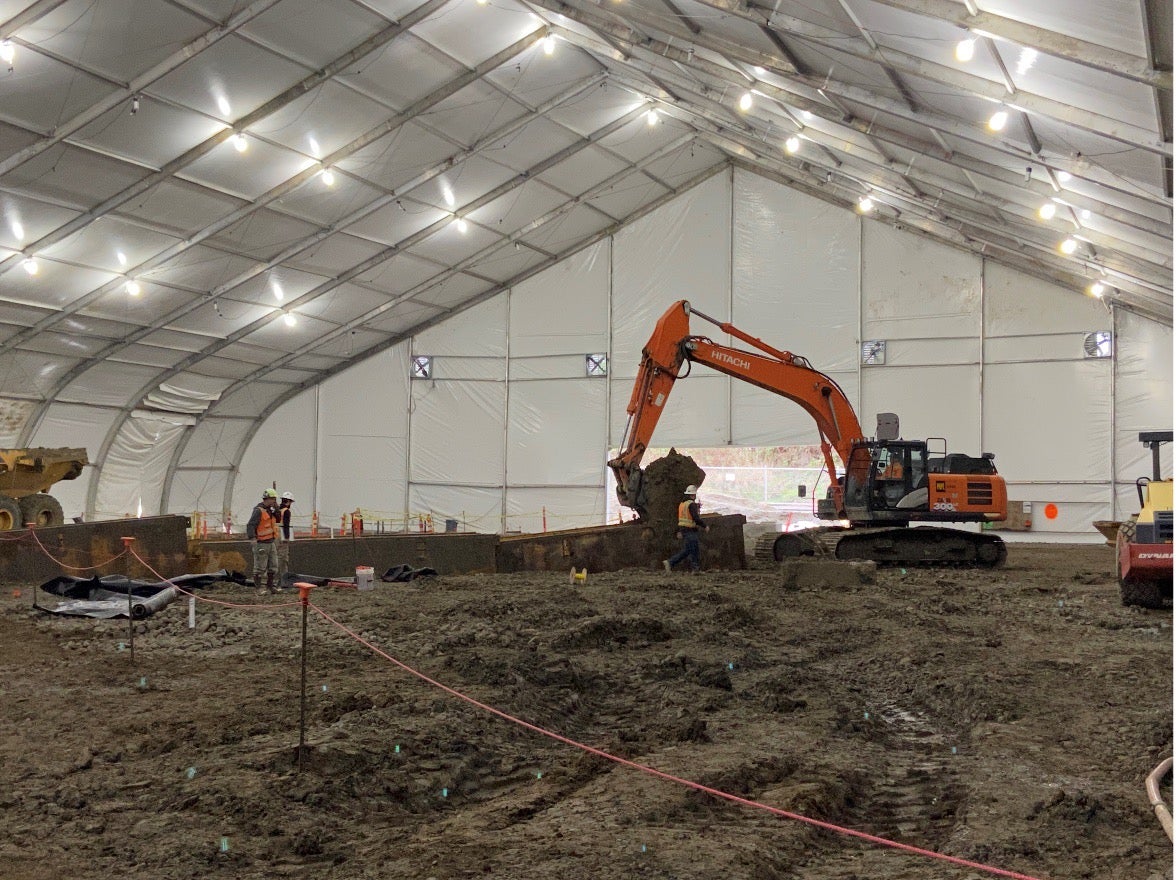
[1044, 503, 1058, 520]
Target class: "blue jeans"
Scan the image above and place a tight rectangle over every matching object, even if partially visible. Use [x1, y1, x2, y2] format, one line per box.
[668, 529, 701, 571]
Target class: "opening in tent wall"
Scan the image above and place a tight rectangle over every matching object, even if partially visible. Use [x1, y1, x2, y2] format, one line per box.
[210, 170, 1171, 539]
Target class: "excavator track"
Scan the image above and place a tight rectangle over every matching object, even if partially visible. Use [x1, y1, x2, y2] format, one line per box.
[755, 526, 1007, 568]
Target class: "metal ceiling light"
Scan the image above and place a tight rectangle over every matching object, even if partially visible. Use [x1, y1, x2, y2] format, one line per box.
[232, 133, 248, 152]
[1088, 281, 1106, 298]
[283, 312, 297, 327]
[645, 108, 658, 126]
[1059, 237, 1079, 255]
[0, 40, 15, 68]
[320, 168, 336, 186]
[1037, 202, 1056, 220]
[1056, 171, 1072, 184]
[955, 38, 975, 62]
[858, 196, 875, 213]
[987, 110, 1008, 132]
[1080, 209, 1092, 220]
[21, 257, 37, 275]
[542, 35, 555, 55]
[126, 279, 141, 296]
[454, 217, 469, 234]
[784, 136, 800, 154]
[738, 92, 753, 112]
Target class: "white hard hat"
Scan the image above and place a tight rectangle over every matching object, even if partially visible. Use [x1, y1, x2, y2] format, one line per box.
[684, 484, 698, 495]
[281, 491, 295, 501]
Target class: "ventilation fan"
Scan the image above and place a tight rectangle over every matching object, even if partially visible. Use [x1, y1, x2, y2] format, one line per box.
[1082, 331, 1112, 358]
[861, 340, 886, 365]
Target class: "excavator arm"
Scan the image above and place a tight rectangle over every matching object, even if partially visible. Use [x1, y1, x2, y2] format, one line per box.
[608, 300, 866, 520]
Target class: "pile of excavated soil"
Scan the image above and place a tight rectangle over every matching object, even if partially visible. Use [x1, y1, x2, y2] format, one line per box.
[0, 543, 1170, 880]
[642, 449, 706, 546]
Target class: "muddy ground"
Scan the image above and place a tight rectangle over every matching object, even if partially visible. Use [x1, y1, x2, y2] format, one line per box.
[0, 541, 1171, 880]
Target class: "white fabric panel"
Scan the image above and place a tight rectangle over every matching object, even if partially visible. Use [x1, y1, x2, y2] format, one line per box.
[884, 337, 981, 366]
[507, 379, 606, 485]
[420, 356, 505, 382]
[732, 371, 860, 446]
[861, 222, 982, 339]
[0, 398, 36, 445]
[31, 402, 117, 522]
[414, 297, 508, 358]
[1114, 310, 1173, 498]
[1017, 501, 1110, 539]
[410, 379, 505, 484]
[731, 168, 859, 374]
[985, 333, 1100, 362]
[179, 418, 253, 472]
[611, 172, 732, 378]
[1002, 483, 1109, 504]
[609, 374, 729, 449]
[505, 487, 608, 534]
[58, 362, 161, 407]
[315, 347, 411, 525]
[862, 364, 981, 450]
[0, 354, 75, 399]
[510, 240, 609, 358]
[982, 360, 1111, 483]
[95, 415, 186, 520]
[511, 357, 606, 380]
[409, 484, 502, 534]
[984, 261, 1108, 336]
[234, 392, 317, 524]
[170, 471, 230, 529]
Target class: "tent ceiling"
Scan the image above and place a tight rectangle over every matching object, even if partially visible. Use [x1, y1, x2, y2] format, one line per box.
[0, 0, 1168, 448]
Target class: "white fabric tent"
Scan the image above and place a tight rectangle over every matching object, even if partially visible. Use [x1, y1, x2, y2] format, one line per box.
[0, 0, 1166, 539]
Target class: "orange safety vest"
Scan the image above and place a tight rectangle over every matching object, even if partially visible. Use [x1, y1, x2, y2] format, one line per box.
[255, 505, 278, 542]
[677, 500, 697, 529]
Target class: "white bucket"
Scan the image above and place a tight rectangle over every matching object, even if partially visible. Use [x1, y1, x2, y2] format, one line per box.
[356, 566, 374, 591]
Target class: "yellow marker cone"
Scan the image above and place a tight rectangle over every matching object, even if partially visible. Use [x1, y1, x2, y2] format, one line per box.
[569, 567, 588, 585]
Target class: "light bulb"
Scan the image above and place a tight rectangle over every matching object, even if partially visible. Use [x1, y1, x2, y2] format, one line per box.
[646, 109, 658, 126]
[283, 312, 296, 327]
[738, 92, 753, 112]
[1037, 202, 1056, 220]
[1059, 237, 1078, 255]
[232, 133, 248, 152]
[542, 35, 555, 55]
[784, 136, 800, 154]
[21, 257, 37, 275]
[955, 38, 975, 62]
[476, 0, 488, 5]
[126, 279, 141, 296]
[1089, 281, 1105, 298]
[987, 110, 1008, 131]
[0, 41, 15, 66]
[858, 196, 874, 213]
[455, 217, 468, 234]
[321, 168, 336, 186]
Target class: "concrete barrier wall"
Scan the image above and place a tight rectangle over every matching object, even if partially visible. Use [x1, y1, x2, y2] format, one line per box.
[0, 515, 190, 584]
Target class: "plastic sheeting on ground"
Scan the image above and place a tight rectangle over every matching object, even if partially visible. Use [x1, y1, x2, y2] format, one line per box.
[37, 571, 246, 619]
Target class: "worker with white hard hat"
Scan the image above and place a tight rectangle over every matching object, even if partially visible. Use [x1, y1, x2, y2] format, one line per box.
[275, 491, 295, 589]
[663, 483, 709, 574]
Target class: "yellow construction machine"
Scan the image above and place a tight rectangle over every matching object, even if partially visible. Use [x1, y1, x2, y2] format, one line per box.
[1117, 431, 1173, 608]
[0, 447, 89, 529]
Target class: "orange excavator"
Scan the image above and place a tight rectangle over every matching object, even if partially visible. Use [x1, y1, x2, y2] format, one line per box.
[608, 300, 1009, 567]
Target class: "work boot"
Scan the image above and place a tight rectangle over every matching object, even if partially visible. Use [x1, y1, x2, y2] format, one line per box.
[266, 572, 276, 593]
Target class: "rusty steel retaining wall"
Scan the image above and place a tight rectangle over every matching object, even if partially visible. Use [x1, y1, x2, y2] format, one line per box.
[193, 532, 500, 578]
[0, 515, 191, 584]
[495, 514, 748, 573]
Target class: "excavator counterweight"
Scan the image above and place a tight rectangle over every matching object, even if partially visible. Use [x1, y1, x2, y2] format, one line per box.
[611, 301, 1008, 568]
